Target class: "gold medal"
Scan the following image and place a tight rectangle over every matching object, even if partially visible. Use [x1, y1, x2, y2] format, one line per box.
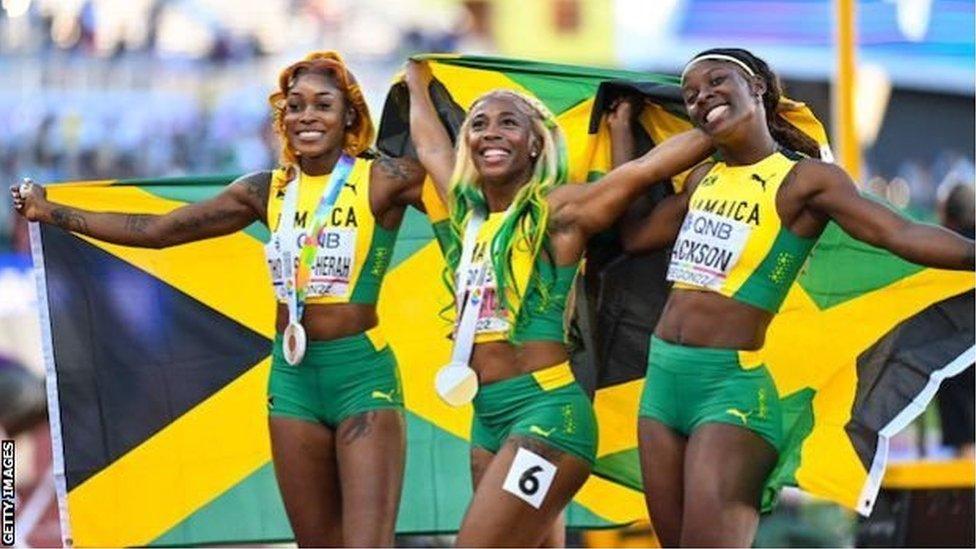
[435, 361, 479, 406]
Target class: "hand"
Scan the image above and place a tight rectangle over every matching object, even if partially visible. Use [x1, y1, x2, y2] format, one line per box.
[404, 59, 433, 90]
[606, 95, 642, 131]
[10, 179, 47, 222]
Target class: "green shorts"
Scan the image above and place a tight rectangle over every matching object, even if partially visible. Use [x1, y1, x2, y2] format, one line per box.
[267, 327, 403, 427]
[471, 362, 598, 465]
[639, 336, 782, 450]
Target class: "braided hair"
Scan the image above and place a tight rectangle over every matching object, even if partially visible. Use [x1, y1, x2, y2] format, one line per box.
[443, 90, 569, 332]
[687, 48, 821, 159]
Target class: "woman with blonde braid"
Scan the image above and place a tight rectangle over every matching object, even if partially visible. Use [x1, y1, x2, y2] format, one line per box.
[11, 52, 429, 547]
[405, 61, 712, 546]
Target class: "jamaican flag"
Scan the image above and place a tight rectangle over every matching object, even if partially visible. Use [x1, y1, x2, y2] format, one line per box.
[376, 54, 974, 518]
[32, 55, 974, 547]
[29, 176, 482, 547]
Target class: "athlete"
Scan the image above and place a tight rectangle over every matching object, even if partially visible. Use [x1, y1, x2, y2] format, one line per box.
[614, 48, 976, 546]
[11, 51, 429, 547]
[405, 60, 712, 546]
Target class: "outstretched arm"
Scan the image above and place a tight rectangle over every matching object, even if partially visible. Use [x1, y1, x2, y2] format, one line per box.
[618, 162, 714, 254]
[405, 60, 455, 203]
[10, 172, 268, 249]
[549, 129, 712, 239]
[803, 161, 975, 270]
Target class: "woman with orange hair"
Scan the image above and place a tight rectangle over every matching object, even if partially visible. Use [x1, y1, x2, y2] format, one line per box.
[11, 51, 429, 546]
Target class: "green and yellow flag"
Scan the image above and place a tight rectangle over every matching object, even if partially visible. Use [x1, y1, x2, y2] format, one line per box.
[31, 175, 481, 546]
[376, 54, 974, 516]
[34, 55, 973, 547]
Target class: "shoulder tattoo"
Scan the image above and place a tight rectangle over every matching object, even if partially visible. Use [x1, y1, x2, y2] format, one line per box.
[237, 171, 272, 209]
[375, 156, 423, 185]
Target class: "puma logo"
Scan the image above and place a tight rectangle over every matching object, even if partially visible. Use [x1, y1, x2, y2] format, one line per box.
[750, 173, 768, 190]
[371, 389, 397, 403]
[726, 408, 753, 425]
[529, 425, 556, 438]
[344, 181, 357, 195]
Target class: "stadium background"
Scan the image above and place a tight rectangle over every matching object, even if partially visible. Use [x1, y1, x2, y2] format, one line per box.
[1, 0, 972, 546]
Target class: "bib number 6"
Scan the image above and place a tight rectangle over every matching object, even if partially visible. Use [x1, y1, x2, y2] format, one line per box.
[519, 465, 543, 496]
[502, 448, 557, 509]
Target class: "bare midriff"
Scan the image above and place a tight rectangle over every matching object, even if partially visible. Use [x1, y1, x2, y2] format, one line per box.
[275, 302, 378, 341]
[471, 340, 569, 385]
[654, 288, 773, 350]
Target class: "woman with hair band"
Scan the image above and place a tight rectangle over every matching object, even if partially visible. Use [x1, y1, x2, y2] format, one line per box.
[613, 48, 976, 546]
[404, 61, 712, 546]
[11, 51, 430, 547]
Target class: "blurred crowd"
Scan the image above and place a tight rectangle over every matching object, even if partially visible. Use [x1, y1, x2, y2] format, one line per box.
[1, 85, 973, 252]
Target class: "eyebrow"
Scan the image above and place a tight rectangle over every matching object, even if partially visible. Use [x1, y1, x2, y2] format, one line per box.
[287, 90, 337, 98]
[681, 67, 727, 91]
[472, 110, 520, 118]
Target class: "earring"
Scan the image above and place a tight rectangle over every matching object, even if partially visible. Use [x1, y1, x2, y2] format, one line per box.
[530, 151, 539, 158]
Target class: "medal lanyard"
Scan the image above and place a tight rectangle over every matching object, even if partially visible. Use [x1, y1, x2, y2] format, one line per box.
[278, 154, 356, 326]
[449, 207, 490, 367]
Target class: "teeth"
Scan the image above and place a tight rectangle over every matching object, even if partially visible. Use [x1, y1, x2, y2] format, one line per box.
[482, 148, 509, 160]
[298, 131, 324, 139]
[705, 105, 729, 124]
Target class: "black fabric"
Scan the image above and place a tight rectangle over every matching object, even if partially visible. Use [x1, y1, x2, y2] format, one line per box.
[42, 226, 271, 490]
[937, 364, 975, 447]
[574, 88, 677, 389]
[846, 290, 976, 469]
[376, 80, 467, 158]
[588, 80, 686, 133]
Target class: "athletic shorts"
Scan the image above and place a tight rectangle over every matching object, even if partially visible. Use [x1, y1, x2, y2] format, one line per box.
[639, 335, 782, 450]
[471, 362, 598, 465]
[267, 326, 403, 427]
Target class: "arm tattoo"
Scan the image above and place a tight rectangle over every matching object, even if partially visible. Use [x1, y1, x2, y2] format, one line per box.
[375, 156, 413, 183]
[171, 208, 237, 235]
[125, 214, 152, 234]
[50, 207, 89, 233]
[240, 173, 270, 207]
[340, 411, 376, 445]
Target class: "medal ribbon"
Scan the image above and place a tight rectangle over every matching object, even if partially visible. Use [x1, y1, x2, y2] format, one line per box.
[449, 207, 489, 367]
[279, 153, 356, 327]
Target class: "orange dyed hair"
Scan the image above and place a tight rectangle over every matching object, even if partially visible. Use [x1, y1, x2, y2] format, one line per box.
[268, 51, 375, 172]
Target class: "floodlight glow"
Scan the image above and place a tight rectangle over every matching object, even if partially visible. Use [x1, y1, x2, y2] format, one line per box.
[2, 0, 32, 18]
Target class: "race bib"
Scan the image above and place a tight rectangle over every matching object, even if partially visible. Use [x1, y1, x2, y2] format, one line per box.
[456, 260, 510, 335]
[269, 228, 357, 299]
[502, 447, 557, 509]
[307, 228, 356, 297]
[667, 210, 751, 290]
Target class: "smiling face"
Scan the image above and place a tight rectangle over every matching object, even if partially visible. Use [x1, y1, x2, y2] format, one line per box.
[465, 95, 540, 185]
[681, 60, 766, 139]
[282, 71, 351, 160]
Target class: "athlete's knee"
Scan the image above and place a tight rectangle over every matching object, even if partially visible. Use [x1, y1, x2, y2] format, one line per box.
[343, 527, 395, 548]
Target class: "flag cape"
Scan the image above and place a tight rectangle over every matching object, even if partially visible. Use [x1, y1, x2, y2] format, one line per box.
[375, 54, 975, 516]
[32, 55, 974, 547]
